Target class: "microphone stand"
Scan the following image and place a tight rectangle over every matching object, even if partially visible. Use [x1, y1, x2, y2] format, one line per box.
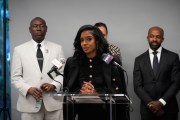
[54, 70, 64, 77]
[122, 69, 131, 120]
[47, 70, 64, 92]
[115, 64, 131, 120]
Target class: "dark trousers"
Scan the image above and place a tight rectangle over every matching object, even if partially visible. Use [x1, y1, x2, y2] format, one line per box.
[141, 109, 178, 120]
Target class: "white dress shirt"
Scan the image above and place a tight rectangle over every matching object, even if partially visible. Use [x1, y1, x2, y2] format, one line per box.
[148, 46, 166, 106]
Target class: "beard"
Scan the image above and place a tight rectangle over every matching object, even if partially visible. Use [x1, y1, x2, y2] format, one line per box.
[149, 42, 161, 51]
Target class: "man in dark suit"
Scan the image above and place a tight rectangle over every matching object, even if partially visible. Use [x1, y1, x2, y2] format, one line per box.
[133, 26, 180, 120]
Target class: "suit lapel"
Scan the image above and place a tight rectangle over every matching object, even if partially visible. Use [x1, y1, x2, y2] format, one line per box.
[42, 41, 50, 73]
[156, 48, 167, 79]
[28, 41, 41, 72]
[144, 51, 155, 78]
[28, 41, 51, 73]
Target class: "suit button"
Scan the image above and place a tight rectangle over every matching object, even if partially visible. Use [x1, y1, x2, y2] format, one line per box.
[89, 75, 92, 78]
[112, 78, 116, 81]
[115, 87, 119, 90]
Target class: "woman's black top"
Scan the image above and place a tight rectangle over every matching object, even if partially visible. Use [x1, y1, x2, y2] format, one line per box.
[79, 56, 107, 93]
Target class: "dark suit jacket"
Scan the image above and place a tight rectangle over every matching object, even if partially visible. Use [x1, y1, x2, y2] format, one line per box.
[133, 48, 180, 115]
[63, 56, 127, 94]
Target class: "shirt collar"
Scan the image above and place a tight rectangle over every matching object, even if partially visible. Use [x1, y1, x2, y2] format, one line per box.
[149, 46, 162, 54]
[31, 39, 45, 49]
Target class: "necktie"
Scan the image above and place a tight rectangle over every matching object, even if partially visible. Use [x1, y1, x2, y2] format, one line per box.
[37, 44, 43, 72]
[153, 51, 158, 76]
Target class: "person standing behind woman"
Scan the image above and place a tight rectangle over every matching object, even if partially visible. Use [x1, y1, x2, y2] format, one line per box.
[63, 25, 127, 120]
[94, 22, 122, 64]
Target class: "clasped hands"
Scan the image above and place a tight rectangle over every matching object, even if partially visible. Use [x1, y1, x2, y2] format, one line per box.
[27, 83, 56, 100]
[80, 81, 97, 94]
[147, 101, 165, 116]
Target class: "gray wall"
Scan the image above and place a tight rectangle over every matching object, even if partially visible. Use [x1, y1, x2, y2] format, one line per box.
[9, 0, 180, 119]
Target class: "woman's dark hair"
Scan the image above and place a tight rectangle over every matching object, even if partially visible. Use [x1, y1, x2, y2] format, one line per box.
[73, 24, 109, 62]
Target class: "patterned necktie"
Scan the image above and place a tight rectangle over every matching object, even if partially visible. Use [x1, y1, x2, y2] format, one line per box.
[153, 51, 158, 76]
[37, 44, 43, 72]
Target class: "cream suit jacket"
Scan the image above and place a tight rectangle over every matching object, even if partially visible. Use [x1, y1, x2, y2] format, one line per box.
[11, 40, 65, 113]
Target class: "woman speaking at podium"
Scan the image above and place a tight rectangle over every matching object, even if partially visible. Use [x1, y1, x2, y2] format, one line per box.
[63, 25, 126, 120]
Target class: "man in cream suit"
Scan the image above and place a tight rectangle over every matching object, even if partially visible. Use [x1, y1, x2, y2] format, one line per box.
[11, 17, 65, 120]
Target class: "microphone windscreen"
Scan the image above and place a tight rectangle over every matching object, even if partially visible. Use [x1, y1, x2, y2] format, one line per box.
[52, 59, 63, 69]
[102, 53, 113, 64]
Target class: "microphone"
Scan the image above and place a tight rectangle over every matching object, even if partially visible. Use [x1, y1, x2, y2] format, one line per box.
[102, 53, 126, 71]
[47, 58, 65, 79]
[47, 58, 65, 93]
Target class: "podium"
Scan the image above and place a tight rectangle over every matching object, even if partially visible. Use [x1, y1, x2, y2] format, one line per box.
[59, 94, 131, 120]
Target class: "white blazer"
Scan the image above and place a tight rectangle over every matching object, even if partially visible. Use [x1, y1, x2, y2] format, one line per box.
[11, 40, 65, 113]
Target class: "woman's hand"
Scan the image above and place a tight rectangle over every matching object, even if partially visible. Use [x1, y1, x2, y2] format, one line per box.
[80, 81, 97, 94]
